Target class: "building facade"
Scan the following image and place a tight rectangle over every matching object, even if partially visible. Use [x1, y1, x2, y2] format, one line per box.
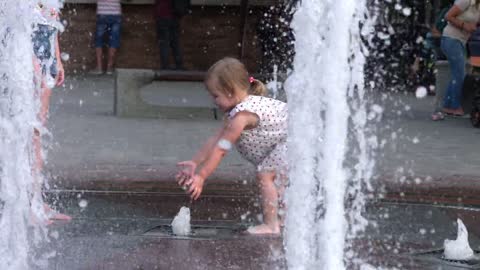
[60, 1, 279, 74]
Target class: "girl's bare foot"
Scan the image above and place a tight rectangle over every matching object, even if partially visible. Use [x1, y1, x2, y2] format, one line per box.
[247, 223, 280, 235]
[44, 203, 72, 223]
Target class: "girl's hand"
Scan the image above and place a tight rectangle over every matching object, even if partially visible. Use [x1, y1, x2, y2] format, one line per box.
[463, 22, 477, 33]
[188, 175, 205, 200]
[56, 63, 65, 86]
[176, 160, 197, 186]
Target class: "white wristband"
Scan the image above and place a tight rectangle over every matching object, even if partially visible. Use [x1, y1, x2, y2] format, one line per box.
[217, 138, 232, 151]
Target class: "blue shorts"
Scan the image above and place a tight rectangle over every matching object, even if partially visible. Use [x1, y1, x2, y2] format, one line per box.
[32, 24, 57, 76]
[95, 14, 122, 48]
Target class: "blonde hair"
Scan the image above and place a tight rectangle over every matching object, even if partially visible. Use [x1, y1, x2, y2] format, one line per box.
[205, 57, 267, 96]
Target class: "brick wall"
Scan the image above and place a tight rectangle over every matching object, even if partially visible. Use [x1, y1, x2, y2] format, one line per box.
[59, 4, 266, 74]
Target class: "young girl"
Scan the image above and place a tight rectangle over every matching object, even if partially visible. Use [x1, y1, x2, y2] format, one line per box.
[32, 1, 71, 223]
[176, 57, 288, 235]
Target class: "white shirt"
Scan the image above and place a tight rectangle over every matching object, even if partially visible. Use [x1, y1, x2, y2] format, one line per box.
[97, 0, 122, 15]
[443, 0, 480, 44]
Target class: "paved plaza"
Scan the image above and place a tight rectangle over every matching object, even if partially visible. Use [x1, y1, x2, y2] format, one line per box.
[45, 75, 480, 190]
[40, 74, 480, 270]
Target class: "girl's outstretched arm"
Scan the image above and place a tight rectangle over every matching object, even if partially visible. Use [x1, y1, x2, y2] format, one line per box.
[176, 126, 224, 184]
[188, 111, 258, 200]
[192, 126, 224, 166]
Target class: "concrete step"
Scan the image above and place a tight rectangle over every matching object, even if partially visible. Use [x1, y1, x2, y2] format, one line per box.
[114, 69, 220, 119]
[45, 164, 260, 222]
[140, 81, 213, 108]
[153, 70, 205, 81]
[46, 189, 261, 223]
[378, 174, 480, 207]
[46, 163, 255, 193]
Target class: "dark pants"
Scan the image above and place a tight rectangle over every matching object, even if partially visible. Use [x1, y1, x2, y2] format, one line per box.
[95, 15, 122, 48]
[156, 18, 183, 69]
[441, 36, 466, 109]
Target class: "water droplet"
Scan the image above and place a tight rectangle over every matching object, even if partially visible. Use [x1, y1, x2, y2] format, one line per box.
[50, 230, 59, 239]
[402, 7, 412, 16]
[78, 199, 88, 208]
[60, 52, 70, 61]
[415, 86, 427, 98]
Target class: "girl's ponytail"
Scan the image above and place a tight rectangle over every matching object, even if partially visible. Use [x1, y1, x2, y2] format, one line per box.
[206, 58, 268, 96]
[249, 78, 267, 96]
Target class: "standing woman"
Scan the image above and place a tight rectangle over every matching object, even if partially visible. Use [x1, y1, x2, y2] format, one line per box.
[441, 0, 480, 116]
[32, 1, 70, 222]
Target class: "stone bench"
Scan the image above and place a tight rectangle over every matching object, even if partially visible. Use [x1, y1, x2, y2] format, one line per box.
[114, 69, 220, 119]
[114, 68, 289, 119]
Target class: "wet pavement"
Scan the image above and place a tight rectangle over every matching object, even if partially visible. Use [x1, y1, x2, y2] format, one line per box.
[46, 76, 480, 189]
[42, 189, 480, 270]
[39, 75, 480, 269]
[44, 190, 281, 270]
[362, 202, 480, 269]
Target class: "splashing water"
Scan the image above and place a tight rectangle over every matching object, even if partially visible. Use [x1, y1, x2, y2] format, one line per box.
[0, 1, 55, 269]
[444, 219, 474, 261]
[171, 206, 191, 236]
[285, 0, 376, 269]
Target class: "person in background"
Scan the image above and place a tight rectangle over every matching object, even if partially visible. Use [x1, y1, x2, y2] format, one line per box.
[431, 0, 453, 59]
[91, 0, 123, 75]
[431, 1, 454, 121]
[154, 0, 187, 70]
[32, 0, 71, 223]
[439, 0, 480, 117]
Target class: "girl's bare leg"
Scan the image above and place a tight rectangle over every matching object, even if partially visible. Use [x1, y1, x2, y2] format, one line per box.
[33, 79, 51, 171]
[33, 59, 71, 223]
[39, 85, 71, 221]
[247, 171, 281, 235]
[39, 86, 51, 125]
[32, 59, 44, 173]
[275, 173, 288, 228]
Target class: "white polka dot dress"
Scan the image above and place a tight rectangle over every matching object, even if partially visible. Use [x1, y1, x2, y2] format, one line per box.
[228, 95, 288, 174]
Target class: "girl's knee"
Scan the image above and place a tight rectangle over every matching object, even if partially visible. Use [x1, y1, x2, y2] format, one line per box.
[41, 88, 52, 105]
[42, 86, 52, 96]
[256, 171, 276, 184]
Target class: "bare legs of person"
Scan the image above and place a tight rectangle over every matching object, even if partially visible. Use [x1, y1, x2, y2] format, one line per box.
[94, 47, 103, 74]
[106, 48, 117, 73]
[94, 47, 117, 74]
[33, 61, 71, 224]
[247, 171, 282, 235]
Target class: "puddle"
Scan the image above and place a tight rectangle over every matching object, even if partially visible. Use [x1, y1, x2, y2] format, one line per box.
[412, 249, 480, 269]
[143, 223, 249, 240]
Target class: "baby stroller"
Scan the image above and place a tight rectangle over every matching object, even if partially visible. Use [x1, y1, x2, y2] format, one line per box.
[470, 79, 480, 127]
[468, 29, 480, 127]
